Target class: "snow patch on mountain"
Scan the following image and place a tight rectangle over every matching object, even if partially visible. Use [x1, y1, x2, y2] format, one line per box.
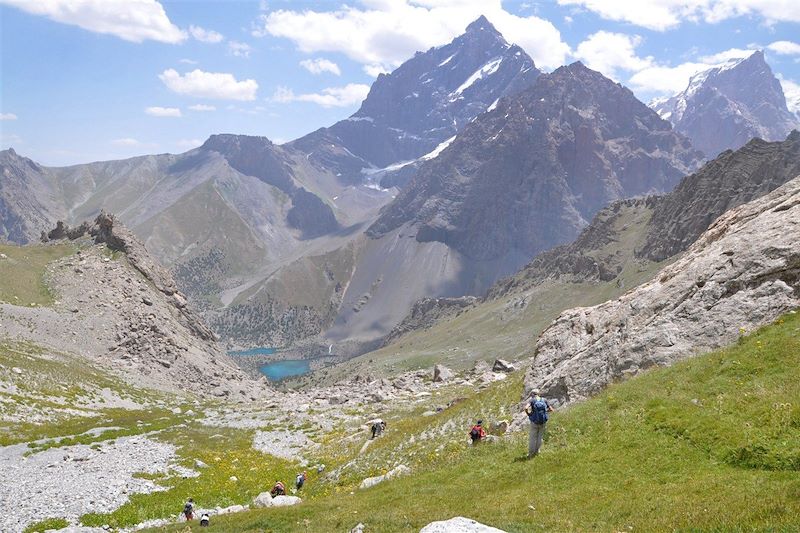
[450, 57, 504, 101]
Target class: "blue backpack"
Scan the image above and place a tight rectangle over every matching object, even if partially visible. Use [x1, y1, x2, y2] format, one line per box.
[529, 398, 549, 424]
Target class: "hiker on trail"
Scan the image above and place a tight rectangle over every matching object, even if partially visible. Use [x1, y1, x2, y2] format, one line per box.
[183, 498, 194, 521]
[295, 471, 307, 490]
[526, 389, 554, 457]
[199, 513, 210, 527]
[371, 419, 386, 439]
[469, 420, 487, 444]
[271, 480, 286, 497]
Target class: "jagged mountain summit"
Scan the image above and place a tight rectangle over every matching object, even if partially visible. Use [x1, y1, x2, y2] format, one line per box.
[289, 15, 540, 185]
[652, 51, 799, 158]
[369, 61, 702, 263]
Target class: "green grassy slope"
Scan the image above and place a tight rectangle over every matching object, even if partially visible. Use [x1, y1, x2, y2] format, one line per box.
[0, 242, 74, 306]
[153, 311, 800, 532]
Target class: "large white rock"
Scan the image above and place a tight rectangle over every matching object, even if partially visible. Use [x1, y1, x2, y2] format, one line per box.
[359, 464, 411, 489]
[525, 176, 800, 405]
[419, 517, 508, 532]
[252, 491, 273, 508]
[270, 495, 302, 507]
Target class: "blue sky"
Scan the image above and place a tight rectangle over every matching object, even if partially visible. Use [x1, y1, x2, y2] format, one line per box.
[1, 0, 799, 166]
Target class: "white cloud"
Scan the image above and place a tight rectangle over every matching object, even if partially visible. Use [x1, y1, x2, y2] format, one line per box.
[557, 0, 800, 31]
[300, 58, 341, 76]
[0, 113, 17, 120]
[145, 106, 182, 117]
[253, 0, 569, 70]
[768, 40, 800, 56]
[188, 104, 216, 111]
[189, 24, 223, 43]
[272, 83, 370, 108]
[110, 138, 142, 146]
[179, 58, 199, 65]
[574, 31, 654, 81]
[159, 69, 258, 101]
[363, 64, 390, 77]
[228, 41, 252, 58]
[777, 76, 800, 114]
[699, 47, 753, 63]
[0, 0, 186, 43]
[176, 138, 203, 148]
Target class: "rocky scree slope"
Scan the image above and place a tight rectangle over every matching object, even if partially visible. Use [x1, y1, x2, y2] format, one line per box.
[4, 212, 264, 398]
[653, 51, 799, 158]
[289, 15, 540, 185]
[369, 61, 701, 264]
[525, 175, 800, 404]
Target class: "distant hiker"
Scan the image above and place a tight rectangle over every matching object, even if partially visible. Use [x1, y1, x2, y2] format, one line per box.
[371, 419, 386, 439]
[526, 389, 554, 457]
[271, 480, 286, 497]
[469, 420, 487, 444]
[295, 471, 307, 490]
[183, 498, 194, 521]
[199, 513, 210, 527]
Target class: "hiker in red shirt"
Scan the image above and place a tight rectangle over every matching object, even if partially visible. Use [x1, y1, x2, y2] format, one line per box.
[469, 420, 487, 444]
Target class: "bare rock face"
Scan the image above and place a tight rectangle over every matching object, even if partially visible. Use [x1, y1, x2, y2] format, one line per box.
[524, 176, 800, 404]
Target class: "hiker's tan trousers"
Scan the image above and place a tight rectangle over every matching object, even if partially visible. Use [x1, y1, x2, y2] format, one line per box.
[529, 422, 545, 456]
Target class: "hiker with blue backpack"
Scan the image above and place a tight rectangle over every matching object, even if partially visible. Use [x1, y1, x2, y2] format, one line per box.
[526, 389, 554, 457]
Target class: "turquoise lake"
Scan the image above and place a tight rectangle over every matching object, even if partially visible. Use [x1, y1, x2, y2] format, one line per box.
[259, 359, 311, 381]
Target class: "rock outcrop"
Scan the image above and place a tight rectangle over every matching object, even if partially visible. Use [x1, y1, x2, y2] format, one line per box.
[524, 176, 800, 404]
[385, 296, 478, 343]
[29, 213, 263, 398]
[653, 51, 799, 158]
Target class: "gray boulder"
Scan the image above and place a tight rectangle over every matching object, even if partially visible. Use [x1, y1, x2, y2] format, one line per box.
[433, 364, 454, 382]
[492, 359, 515, 372]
